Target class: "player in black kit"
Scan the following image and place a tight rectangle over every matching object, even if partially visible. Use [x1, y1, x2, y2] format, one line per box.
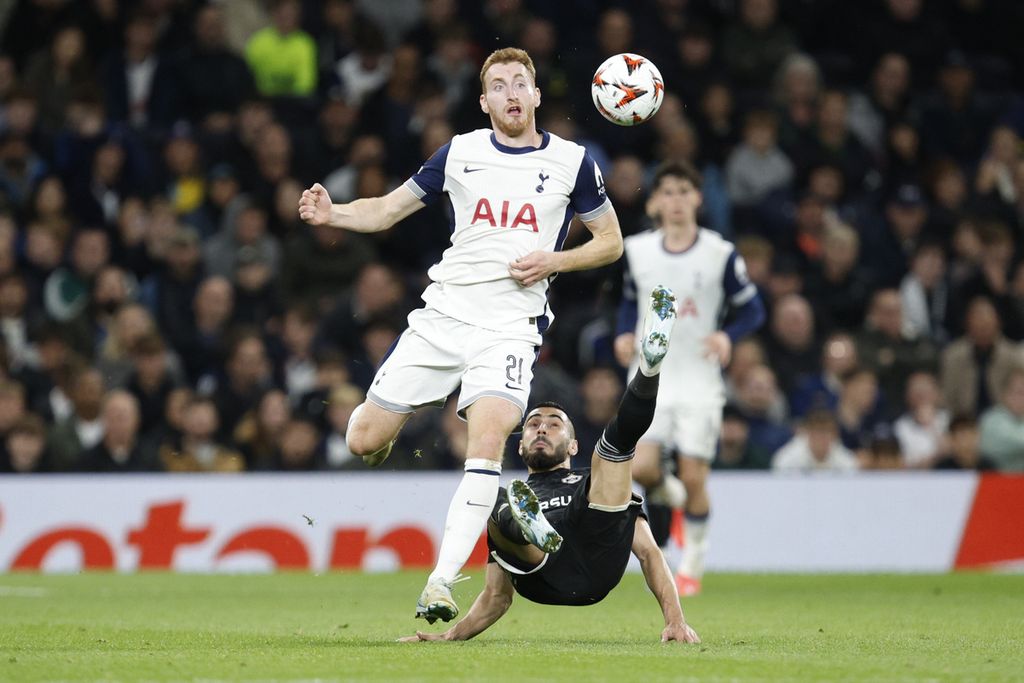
[401, 287, 700, 644]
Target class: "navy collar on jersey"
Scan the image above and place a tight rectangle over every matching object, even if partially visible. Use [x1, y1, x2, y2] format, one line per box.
[490, 129, 550, 154]
[661, 228, 700, 254]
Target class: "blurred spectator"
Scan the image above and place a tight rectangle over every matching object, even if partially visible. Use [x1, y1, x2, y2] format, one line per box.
[329, 17, 390, 107]
[975, 126, 1021, 217]
[47, 366, 104, 471]
[861, 432, 903, 471]
[792, 90, 873, 195]
[212, 330, 274, 440]
[407, 0, 457, 56]
[804, 222, 874, 334]
[293, 349, 352, 428]
[713, 404, 773, 470]
[773, 53, 821, 150]
[978, 367, 1024, 472]
[176, 5, 257, 130]
[856, 288, 938, 416]
[321, 382, 365, 469]
[245, 0, 317, 98]
[894, 371, 950, 469]
[948, 222, 1023, 340]
[848, 53, 914, 157]
[941, 297, 1024, 417]
[870, 184, 929, 287]
[316, 261, 408, 356]
[734, 364, 792, 456]
[96, 301, 159, 388]
[933, 416, 995, 471]
[141, 226, 204, 351]
[790, 332, 858, 417]
[2, 413, 51, 473]
[102, 11, 175, 130]
[125, 333, 181, 442]
[23, 25, 95, 133]
[920, 51, 996, 168]
[178, 275, 235, 385]
[278, 302, 318, 401]
[77, 390, 156, 472]
[835, 367, 885, 458]
[695, 82, 740, 170]
[232, 245, 284, 329]
[771, 409, 858, 472]
[273, 418, 322, 470]
[0, 377, 27, 446]
[605, 156, 648, 237]
[721, 0, 796, 91]
[572, 367, 623, 458]
[234, 388, 291, 470]
[160, 396, 244, 472]
[900, 241, 950, 346]
[726, 109, 793, 212]
[925, 160, 972, 241]
[204, 198, 281, 281]
[282, 223, 377, 311]
[762, 293, 818, 394]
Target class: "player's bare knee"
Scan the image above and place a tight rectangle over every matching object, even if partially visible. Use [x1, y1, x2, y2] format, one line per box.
[680, 468, 706, 493]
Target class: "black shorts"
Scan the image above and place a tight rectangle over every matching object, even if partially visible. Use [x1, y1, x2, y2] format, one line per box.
[488, 476, 643, 606]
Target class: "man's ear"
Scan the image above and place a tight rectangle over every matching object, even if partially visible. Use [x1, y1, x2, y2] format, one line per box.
[567, 438, 579, 457]
[479, 93, 488, 114]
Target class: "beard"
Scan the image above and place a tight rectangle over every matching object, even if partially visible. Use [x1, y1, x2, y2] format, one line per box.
[520, 438, 568, 471]
[493, 106, 534, 138]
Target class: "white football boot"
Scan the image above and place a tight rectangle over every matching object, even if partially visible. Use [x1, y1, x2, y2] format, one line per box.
[639, 285, 677, 376]
[507, 479, 563, 554]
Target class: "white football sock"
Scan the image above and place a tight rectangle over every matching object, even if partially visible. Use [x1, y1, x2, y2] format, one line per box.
[677, 513, 709, 579]
[428, 458, 501, 583]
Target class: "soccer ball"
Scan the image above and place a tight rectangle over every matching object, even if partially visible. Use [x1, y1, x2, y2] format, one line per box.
[591, 53, 665, 126]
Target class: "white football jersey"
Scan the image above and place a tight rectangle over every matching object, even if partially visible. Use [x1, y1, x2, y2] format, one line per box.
[403, 129, 610, 339]
[623, 228, 757, 405]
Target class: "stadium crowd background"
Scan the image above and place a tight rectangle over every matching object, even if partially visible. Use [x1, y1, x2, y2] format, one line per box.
[1, 0, 1023, 474]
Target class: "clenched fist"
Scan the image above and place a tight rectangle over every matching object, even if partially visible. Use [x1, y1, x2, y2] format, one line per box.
[298, 183, 332, 226]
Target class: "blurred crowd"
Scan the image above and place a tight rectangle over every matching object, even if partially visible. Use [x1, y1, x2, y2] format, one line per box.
[1, 0, 1023, 474]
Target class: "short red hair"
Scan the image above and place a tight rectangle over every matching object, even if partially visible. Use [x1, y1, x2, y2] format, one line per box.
[479, 47, 536, 91]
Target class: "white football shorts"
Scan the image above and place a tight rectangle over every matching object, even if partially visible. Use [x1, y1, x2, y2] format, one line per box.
[640, 401, 723, 461]
[366, 306, 538, 419]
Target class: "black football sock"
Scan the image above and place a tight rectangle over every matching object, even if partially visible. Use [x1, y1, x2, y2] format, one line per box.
[597, 372, 659, 462]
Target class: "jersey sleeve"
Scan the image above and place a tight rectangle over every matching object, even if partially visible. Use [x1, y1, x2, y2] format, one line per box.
[402, 142, 450, 206]
[569, 150, 612, 222]
[723, 250, 757, 306]
[722, 249, 766, 343]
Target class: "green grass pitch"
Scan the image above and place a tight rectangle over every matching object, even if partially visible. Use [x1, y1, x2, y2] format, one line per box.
[1, 572, 1022, 682]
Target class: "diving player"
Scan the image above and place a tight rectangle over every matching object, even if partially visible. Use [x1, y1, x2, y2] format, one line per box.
[299, 47, 622, 622]
[401, 287, 701, 643]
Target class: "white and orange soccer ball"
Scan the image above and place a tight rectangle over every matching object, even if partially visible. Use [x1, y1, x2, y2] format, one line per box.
[591, 53, 665, 126]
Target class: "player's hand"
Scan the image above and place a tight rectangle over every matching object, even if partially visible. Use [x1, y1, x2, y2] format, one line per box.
[509, 251, 561, 287]
[298, 183, 332, 226]
[662, 623, 700, 644]
[702, 331, 732, 366]
[614, 333, 636, 368]
[397, 630, 451, 643]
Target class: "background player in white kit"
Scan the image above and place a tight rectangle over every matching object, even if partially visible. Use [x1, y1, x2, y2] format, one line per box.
[614, 161, 765, 596]
[299, 48, 623, 623]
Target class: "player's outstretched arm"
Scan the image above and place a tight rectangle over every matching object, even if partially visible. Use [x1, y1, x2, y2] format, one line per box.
[298, 183, 424, 233]
[399, 564, 514, 643]
[631, 518, 701, 644]
[508, 208, 623, 287]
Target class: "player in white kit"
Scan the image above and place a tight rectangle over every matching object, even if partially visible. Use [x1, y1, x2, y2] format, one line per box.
[299, 48, 622, 623]
[614, 161, 764, 596]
